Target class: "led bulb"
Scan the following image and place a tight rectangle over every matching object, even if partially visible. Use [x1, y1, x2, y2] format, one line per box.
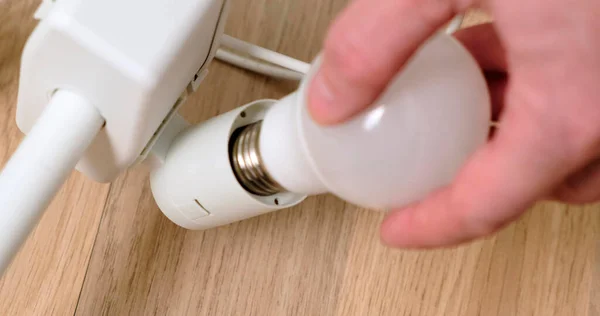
[259, 33, 491, 210]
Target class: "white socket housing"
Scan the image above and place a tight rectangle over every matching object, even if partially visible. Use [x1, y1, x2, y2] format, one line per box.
[150, 100, 306, 230]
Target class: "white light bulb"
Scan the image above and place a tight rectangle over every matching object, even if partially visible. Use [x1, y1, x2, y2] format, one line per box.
[259, 33, 491, 210]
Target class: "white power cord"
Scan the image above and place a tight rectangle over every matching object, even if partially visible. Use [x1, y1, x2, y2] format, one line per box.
[445, 14, 465, 34]
[0, 90, 104, 271]
[215, 49, 305, 81]
[215, 35, 309, 81]
[216, 15, 464, 81]
[220, 35, 310, 74]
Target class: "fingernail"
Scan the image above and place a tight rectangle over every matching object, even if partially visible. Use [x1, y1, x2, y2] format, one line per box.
[307, 68, 345, 125]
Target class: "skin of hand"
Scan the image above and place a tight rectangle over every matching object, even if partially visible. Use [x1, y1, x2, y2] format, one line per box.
[307, 0, 600, 249]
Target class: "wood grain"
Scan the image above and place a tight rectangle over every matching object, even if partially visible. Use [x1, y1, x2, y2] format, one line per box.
[0, 1, 598, 315]
[0, 1, 110, 315]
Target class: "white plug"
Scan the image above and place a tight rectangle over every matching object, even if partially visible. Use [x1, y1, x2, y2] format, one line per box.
[0, 0, 230, 274]
[0, 90, 104, 272]
[18, 0, 229, 182]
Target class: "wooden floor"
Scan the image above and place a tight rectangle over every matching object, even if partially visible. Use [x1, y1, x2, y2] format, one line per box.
[1, 1, 598, 315]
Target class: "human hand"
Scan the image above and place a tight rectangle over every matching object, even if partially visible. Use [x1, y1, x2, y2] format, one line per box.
[307, 1, 600, 248]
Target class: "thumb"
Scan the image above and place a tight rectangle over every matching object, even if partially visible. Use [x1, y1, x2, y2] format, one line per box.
[307, 0, 468, 125]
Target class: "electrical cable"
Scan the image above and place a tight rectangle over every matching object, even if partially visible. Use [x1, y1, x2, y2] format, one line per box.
[445, 14, 465, 34]
[220, 35, 310, 74]
[216, 14, 464, 80]
[215, 34, 308, 81]
[0, 90, 104, 272]
[215, 49, 305, 81]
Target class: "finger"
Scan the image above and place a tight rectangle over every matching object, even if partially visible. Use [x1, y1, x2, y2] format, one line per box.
[553, 157, 600, 204]
[454, 22, 508, 120]
[308, 0, 475, 125]
[380, 94, 578, 248]
[453, 23, 507, 72]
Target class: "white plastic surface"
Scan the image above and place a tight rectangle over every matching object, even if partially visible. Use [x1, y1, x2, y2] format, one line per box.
[259, 94, 326, 195]
[215, 49, 305, 81]
[33, 0, 54, 20]
[150, 100, 305, 230]
[260, 33, 491, 210]
[0, 90, 104, 273]
[17, 0, 229, 182]
[220, 35, 310, 74]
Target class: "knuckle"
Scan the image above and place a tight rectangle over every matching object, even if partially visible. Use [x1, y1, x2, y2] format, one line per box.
[535, 120, 579, 165]
[460, 210, 501, 238]
[449, 185, 525, 239]
[517, 98, 600, 167]
[448, 193, 501, 238]
[521, 81, 600, 160]
[557, 112, 600, 160]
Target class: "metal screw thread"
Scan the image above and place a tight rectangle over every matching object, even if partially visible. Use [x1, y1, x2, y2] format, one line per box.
[230, 121, 285, 196]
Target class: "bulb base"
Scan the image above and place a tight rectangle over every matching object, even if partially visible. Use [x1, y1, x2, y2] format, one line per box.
[230, 121, 286, 196]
